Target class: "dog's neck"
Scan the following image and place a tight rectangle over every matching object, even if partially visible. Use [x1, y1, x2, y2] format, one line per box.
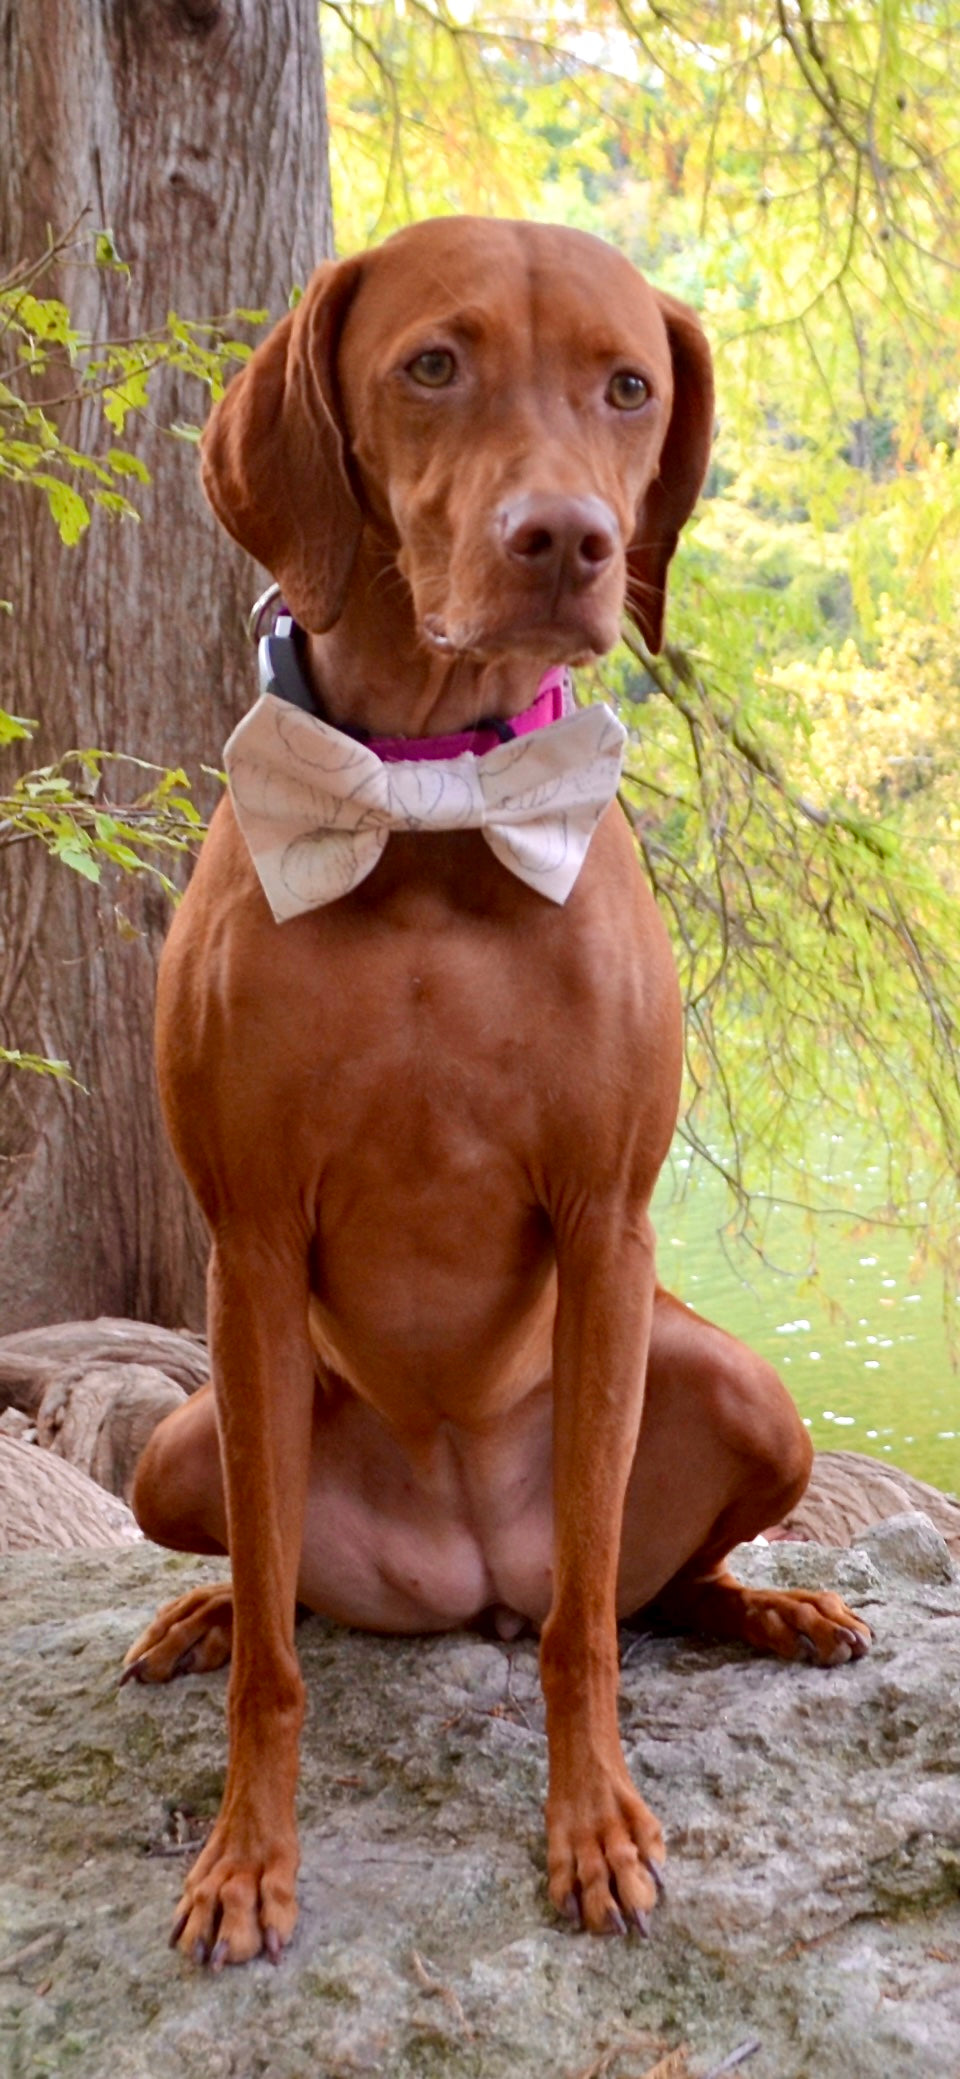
[302, 539, 558, 742]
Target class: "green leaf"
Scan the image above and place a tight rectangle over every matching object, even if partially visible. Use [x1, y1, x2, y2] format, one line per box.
[167, 794, 203, 825]
[106, 448, 151, 482]
[34, 476, 90, 545]
[9, 293, 73, 345]
[94, 228, 129, 274]
[102, 369, 150, 431]
[0, 708, 36, 743]
[51, 836, 101, 881]
[0, 1046, 79, 1083]
[92, 488, 139, 518]
[3, 439, 45, 471]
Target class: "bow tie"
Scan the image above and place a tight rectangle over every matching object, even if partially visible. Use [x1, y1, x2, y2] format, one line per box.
[224, 650, 627, 922]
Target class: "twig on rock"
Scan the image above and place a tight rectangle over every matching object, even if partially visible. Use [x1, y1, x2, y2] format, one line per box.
[702, 2041, 763, 2078]
[570, 2034, 679, 2079]
[0, 1930, 65, 1976]
[410, 1948, 470, 2033]
[498, 1651, 533, 1727]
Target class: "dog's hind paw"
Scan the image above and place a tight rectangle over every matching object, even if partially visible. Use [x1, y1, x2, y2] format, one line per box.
[742, 1586, 872, 1666]
[120, 1582, 234, 1685]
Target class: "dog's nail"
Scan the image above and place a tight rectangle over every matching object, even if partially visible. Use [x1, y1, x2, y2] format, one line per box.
[604, 1904, 628, 1937]
[192, 1937, 209, 1967]
[628, 1907, 651, 1937]
[795, 1634, 819, 1663]
[210, 1939, 230, 1973]
[118, 1656, 145, 1688]
[263, 1925, 282, 1963]
[560, 1892, 582, 1927]
[169, 1910, 189, 1949]
[643, 1855, 666, 1901]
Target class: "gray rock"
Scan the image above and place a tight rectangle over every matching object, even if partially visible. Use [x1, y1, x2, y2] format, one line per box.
[729, 1534, 884, 1600]
[852, 1509, 956, 1584]
[2, 1539, 959, 2079]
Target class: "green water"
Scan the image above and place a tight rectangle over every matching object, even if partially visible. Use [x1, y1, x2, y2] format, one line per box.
[652, 1136, 960, 1495]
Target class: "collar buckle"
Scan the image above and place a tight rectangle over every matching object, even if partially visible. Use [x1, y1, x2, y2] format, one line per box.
[247, 582, 284, 645]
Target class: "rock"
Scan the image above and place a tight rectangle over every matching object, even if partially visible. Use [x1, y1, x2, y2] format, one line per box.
[853, 1510, 955, 1584]
[774, 1448, 960, 1559]
[0, 1434, 143, 1553]
[2, 1538, 959, 2077]
[729, 1535, 883, 1601]
[36, 1363, 187, 1503]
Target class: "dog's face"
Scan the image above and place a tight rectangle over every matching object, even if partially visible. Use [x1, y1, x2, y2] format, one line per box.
[201, 217, 714, 662]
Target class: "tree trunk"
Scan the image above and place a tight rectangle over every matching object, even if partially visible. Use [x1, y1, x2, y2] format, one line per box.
[0, 0, 332, 1330]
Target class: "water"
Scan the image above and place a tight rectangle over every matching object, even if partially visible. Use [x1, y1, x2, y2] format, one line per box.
[652, 1137, 960, 1495]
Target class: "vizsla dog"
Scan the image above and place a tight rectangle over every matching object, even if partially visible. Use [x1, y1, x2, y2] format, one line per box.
[125, 217, 870, 1969]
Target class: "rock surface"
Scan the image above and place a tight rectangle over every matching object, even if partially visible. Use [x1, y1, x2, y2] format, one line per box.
[2, 1520, 959, 2078]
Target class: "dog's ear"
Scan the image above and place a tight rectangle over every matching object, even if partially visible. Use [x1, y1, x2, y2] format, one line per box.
[625, 292, 714, 653]
[200, 257, 365, 632]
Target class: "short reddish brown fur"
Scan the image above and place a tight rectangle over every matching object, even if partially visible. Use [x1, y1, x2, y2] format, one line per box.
[125, 218, 870, 1969]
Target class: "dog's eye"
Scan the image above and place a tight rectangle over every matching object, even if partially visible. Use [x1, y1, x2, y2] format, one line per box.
[607, 371, 649, 411]
[407, 350, 457, 389]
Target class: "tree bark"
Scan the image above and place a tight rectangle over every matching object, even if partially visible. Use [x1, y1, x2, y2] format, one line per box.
[0, 0, 332, 1330]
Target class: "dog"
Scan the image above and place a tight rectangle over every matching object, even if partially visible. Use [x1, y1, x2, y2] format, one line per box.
[124, 217, 870, 1969]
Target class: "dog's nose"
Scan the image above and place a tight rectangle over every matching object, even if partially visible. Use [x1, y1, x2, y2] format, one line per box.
[499, 494, 618, 586]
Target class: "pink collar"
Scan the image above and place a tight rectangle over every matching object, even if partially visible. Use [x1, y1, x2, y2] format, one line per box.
[251, 595, 574, 763]
[365, 667, 573, 763]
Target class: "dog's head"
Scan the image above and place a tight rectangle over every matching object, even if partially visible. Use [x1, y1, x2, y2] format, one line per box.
[201, 217, 713, 664]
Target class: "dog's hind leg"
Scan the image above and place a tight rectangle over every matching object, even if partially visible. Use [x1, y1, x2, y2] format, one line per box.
[121, 1382, 234, 1684]
[618, 1289, 872, 1665]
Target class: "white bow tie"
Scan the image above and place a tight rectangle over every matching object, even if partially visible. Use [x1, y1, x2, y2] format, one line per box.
[225, 688, 627, 922]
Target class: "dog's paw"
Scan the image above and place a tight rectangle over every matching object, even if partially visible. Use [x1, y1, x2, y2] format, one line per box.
[547, 1766, 665, 1936]
[120, 1583, 234, 1685]
[738, 1586, 872, 1667]
[170, 1814, 299, 1969]
[653, 1573, 872, 1668]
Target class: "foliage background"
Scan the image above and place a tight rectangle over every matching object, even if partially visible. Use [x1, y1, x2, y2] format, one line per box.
[321, 0, 960, 1293]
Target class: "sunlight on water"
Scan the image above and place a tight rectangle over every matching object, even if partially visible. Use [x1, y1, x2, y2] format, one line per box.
[652, 1134, 960, 1495]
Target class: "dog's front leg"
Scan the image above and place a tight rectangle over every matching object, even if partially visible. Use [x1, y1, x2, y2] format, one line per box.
[540, 1206, 663, 1936]
[170, 1229, 314, 1969]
